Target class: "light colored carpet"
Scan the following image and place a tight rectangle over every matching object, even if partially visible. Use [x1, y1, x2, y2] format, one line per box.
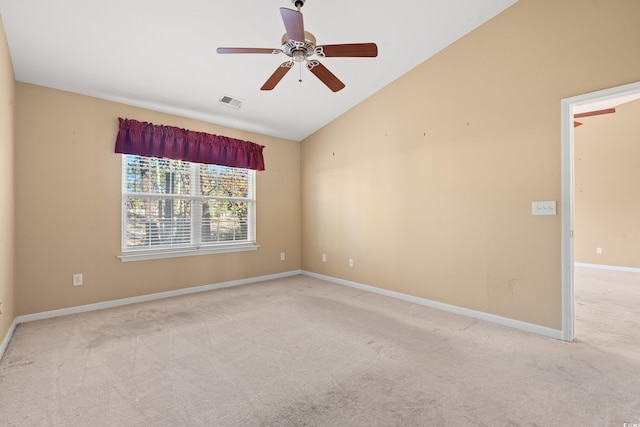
[0, 270, 638, 426]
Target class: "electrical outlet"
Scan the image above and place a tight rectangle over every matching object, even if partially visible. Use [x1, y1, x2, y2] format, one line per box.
[322, 254, 327, 262]
[349, 258, 354, 267]
[596, 247, 602, 254]
[73, 274, 83, 286]
[280, 252, 286, 261]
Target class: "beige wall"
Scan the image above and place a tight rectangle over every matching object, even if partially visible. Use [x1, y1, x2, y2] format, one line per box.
[301, 0, 640, 330]
[15, 83, 301, 315]
[0, 16, 15, 342]
[575, 99, 640, 268]
[7, 0, 640, 330]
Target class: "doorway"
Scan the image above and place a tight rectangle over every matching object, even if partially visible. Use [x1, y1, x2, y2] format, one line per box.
[561, 81, 640, 341]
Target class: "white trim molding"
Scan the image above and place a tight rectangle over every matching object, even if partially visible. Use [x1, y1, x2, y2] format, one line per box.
[3, 268, 567, 361]
[302, 271, 563, 340]
[561, 80, 640, 342]
[118, 243, 259, 262]
[15, 270, 301, 324]
[0, 318, 19, 362]
[575, 262, 640, 274]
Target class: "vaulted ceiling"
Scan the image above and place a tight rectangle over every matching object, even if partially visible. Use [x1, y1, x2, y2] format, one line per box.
[0, 0, 519, 141]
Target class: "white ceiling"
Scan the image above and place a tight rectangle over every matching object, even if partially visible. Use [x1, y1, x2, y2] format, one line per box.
[0, 0, 519, 141]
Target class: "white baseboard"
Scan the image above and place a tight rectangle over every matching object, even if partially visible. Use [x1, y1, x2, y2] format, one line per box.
[15, 270, 302, 324]
[302, 271, 563, 341]
[0, 318, 18, 362]
[4, 268, 563, 360]
[574, 262, 640, 274]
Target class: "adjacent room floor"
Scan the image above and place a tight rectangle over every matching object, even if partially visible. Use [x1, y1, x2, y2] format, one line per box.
[1, 270, 638, 426]
[573, 265, 639, 357]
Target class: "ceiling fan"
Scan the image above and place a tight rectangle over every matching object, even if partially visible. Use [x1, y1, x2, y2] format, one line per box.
[216, 0, 378, 92]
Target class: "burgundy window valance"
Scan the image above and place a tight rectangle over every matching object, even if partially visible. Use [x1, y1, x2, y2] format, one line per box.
[115, 118, 265, 171]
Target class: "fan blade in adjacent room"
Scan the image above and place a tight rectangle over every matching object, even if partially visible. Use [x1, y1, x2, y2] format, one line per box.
[306, 60, 345, 92]
[261, 62, 294, 90]
[280, 8, 305, 42]
[573, 108, 616, 118]
[217, 48, 282, 54]
[316, 43, 378, 57]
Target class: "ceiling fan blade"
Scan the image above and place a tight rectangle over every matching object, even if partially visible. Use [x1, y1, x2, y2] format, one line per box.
[316, 43, 378, 58]
[280, 8, 305, 42]
[261, 61, 294, 91]
[306, 60, 345, 92]
[217, 47, 282, 54]
[573, 107, 616, 118]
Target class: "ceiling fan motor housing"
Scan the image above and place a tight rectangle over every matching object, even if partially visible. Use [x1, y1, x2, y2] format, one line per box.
[281, 31, 316, 62]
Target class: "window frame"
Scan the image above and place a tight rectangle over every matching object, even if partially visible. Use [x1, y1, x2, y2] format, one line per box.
[118, 155, 258, 262]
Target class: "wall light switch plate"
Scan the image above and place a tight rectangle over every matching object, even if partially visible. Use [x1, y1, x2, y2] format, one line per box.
[532, 201, 557, 216]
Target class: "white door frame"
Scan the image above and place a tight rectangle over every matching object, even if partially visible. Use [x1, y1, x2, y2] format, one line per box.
[560, 80, 640, 341]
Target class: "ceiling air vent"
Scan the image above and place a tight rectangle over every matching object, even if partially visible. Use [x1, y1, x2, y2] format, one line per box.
[219, 95, 244, 109]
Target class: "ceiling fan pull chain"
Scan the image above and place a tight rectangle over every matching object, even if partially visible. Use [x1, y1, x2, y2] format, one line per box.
[299, 62, 303, 82]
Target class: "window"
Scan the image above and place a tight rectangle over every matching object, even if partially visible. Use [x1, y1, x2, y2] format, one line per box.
[119, 154, 257, 261]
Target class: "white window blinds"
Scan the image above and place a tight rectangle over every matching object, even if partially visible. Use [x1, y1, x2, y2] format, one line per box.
[121, 155, 255, 257]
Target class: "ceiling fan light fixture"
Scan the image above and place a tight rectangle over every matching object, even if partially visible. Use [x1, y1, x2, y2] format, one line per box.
[292, 50, 306, 62]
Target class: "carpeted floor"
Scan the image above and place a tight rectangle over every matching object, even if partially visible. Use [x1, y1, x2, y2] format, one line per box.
[0, 269, 638, 426]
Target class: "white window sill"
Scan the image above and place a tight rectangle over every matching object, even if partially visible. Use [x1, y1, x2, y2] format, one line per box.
[118, 243, 259, 262]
